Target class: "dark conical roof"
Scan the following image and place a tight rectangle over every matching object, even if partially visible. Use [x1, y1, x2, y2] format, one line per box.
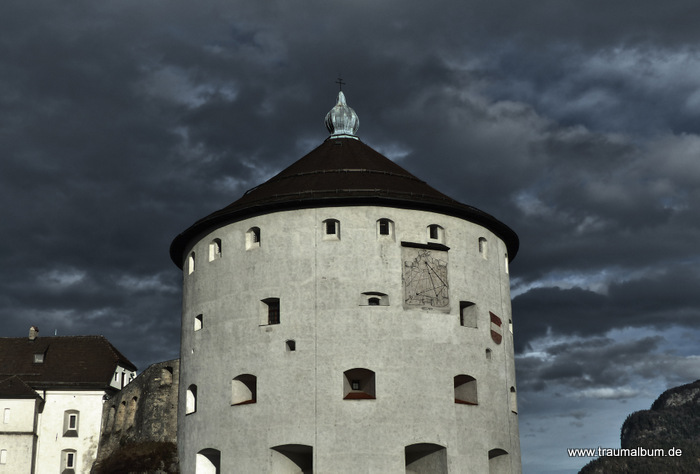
[170, 136, 518, 268]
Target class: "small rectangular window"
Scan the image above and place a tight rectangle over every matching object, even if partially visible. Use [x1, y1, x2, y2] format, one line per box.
[264, 298, 280, 325]
[351, 380, 360, 390]
[323, 219, 340, 240]
[429, 225, 439, 240]
[66, 452, 75, 468]
[379, 220, 389, 235]
[68, 414, 78, 430]
[0, 449, 6, 465]
[34, 353, 44, 363]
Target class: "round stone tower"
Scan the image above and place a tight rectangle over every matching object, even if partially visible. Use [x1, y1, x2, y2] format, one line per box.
[170, 91, 521, 473]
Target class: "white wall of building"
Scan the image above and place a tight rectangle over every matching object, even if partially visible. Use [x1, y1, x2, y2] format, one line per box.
[0, 398, 37, 474]
[34, 390, 106, 474]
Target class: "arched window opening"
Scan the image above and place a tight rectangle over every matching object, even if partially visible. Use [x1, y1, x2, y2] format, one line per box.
[427, 224, 444, 242]
[323, 219, 340, 240]
[231, 374, 257, 406]
[194, 314, 203, 331]
[460, 301, 477, 327]
[106, 405, 116, 432]
[61, 449, 77, 471]
[187, 252, 195, 275]
[160, 367, 173, 386]
[377, 218, 394, 239]
[0, 449, 6, 465]
[209, 238, 222, 261]
[405, 443, 447, 474]
[343, 368, 375, 400]
[186, 385, 197, 414]
[262, 298, 280, 325]
[479, 237, 488, 259]
[454, 375, 478, 405]
[485, 348, 492, 360]
[510, 386, 518, 414]
[488, 448, 509, 474]
[270, 444, 313, 473]
[509, 319, 513, 334]
[504, 253, 509, 274]
[360, 292, 389, 306]
[115, 401, 126, 431]
[196, 448, 221, 474]
[126, 397, 137, 429]
[246, 227, 261, 249]
[63, 410, 79, 437]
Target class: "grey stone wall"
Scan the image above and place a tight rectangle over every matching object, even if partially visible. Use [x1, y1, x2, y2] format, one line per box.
[91, 359, 180, 473]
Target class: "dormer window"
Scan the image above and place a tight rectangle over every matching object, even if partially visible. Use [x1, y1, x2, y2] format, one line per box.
[33, 353, 44, 364]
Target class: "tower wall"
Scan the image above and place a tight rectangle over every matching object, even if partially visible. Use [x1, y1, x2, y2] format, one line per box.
[178, 205, 520, 473]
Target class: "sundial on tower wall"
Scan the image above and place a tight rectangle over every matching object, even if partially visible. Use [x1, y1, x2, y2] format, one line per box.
[401, 242, 450, 310]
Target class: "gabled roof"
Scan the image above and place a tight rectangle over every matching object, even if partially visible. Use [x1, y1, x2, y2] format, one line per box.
[0, 375, 42, 399]
[170, 136, 519, 267]
[0, 335, 137, 391]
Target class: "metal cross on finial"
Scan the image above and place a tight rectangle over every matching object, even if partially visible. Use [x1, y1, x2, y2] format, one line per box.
[335, 77, 346, 91]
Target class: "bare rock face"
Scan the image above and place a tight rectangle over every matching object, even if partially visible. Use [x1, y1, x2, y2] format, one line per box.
[91, 360, 180, 473]
[579, 379, 700, 474]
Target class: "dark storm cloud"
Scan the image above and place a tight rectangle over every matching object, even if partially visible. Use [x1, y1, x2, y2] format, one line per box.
[516, 334, 698, 395]
[513, 265, 700, 352]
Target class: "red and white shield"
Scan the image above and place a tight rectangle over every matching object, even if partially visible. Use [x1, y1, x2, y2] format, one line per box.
[490, 312, 502, 344]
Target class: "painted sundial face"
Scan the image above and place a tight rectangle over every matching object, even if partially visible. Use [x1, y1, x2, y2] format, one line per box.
[402, 248, 449, 307]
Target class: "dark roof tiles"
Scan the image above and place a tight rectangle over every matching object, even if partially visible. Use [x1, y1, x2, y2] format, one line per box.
[0, 375, 42, 399]
[171, 137, 518, 267]
[0, 335, 137, 390]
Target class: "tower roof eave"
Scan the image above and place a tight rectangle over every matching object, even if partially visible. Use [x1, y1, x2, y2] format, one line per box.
[169, 137, 518, 268]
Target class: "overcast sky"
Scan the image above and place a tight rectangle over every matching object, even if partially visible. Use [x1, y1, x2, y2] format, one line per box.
[3, 1, 700, 472]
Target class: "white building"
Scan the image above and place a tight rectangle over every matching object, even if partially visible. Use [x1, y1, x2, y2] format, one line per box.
[171, 91, 521, 473]
[0, 328, 136, 473]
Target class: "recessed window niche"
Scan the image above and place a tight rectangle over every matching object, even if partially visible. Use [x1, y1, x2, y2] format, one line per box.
[460, 301, 477, 327]
[427, 224, 444, 243]
[323, 219, 340, 240]
[343, 368, 376, 400]
[377, 218, 394, 240]
[246, 227, 261, 250]
[209, 238, 222, 261]
[454, 375, 478, 405]
[231, 374, 257, 405]
[187, 252, 195, 275]
[360, 292, 389, 306]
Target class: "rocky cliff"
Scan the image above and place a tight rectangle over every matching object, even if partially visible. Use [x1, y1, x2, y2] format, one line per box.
[579, 379, 700, 473]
